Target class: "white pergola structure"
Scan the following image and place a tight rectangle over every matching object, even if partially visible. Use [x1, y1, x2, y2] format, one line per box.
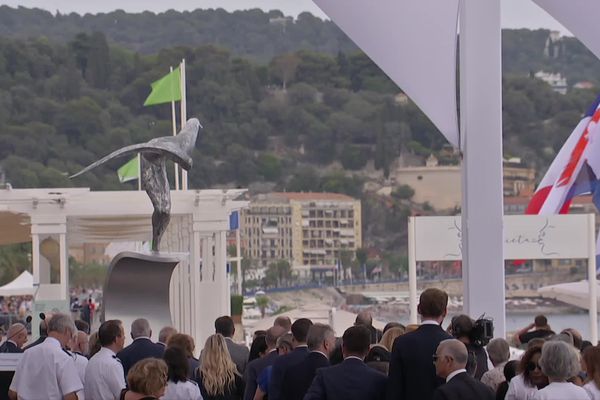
[0, 187, 247, 345]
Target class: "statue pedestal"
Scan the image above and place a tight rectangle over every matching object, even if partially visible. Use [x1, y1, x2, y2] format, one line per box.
[102, 251, 186, 342]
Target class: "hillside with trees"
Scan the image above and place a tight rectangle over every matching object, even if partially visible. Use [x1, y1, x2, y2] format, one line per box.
[1, 7, 600, 280]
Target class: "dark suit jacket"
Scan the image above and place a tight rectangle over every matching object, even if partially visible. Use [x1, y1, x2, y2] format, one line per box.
[284, 351, 330, 400]
[0, 341, 22, 353]
[432, 372, 494, 400]
[117, 337, 165, 377]
[243, 350, 278, 400]
[304, 357, 387, 400]
[386, 323, 452, 400]
[269, 346, 309, 400]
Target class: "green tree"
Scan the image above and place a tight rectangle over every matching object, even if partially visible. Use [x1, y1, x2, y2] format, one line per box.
[270, 53, 301, 90]
[256, 295, 269, 318]
[257, 153, 282, 181]
[392, 185, 415, 200]
[86, 32, 111, 89]
[0, 243, 31, 285]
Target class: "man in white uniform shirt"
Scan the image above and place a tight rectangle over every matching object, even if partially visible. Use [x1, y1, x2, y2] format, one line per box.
[84, 320, 126, 400]
[9, 312, 82, 400]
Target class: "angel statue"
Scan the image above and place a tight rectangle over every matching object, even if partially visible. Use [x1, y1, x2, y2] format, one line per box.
[71, 118, 202, 252]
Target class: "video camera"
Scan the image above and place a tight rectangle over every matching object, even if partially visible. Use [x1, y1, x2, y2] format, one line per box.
[470, 315, 494, 347]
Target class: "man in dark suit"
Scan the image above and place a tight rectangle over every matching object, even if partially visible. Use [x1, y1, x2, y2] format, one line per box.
[116, 318, 164, 377]
[243, 325, 285, 400]
[304, 325, 386, 400]
[284, 323, 335, 400]
[386, 288, 452, 400]
[432, 339, 494, 400]
[0, 323, 27, 353]
[214, 315, 250, 376]
[269, 318, 313, 400]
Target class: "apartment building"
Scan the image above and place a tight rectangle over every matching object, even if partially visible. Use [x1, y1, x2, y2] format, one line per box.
[241, 192, 362, 277]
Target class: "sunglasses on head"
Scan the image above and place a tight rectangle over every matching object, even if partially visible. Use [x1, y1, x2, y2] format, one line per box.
[527, 361, 541, 372]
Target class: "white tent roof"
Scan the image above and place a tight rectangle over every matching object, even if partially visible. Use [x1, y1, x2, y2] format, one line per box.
[0, 271, 34, 297]
[538, 280, 600, 311]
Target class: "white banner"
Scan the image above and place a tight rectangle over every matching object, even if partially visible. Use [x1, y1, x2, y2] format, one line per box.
[413, 214, 592, 261]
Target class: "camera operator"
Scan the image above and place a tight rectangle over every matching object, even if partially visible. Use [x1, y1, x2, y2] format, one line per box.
[449, 315, 489, 380]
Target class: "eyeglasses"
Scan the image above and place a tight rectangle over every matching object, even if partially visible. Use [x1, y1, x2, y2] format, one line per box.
[527, 361, 541, 372]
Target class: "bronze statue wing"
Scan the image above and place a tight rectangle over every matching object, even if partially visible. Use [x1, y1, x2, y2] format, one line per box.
[70, 118, 201, 179]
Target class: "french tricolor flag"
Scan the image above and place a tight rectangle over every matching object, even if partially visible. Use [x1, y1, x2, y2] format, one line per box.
[525, 93, 600, 269]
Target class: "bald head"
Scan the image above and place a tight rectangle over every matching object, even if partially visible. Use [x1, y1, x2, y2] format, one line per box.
[355, 311, 373, 327]
[75, 331, 89, 356]
[435, 339, 468, 379]
[266, 325, 286, 348]
[274, 316, 292, 332]
[7, 323, 27, 348]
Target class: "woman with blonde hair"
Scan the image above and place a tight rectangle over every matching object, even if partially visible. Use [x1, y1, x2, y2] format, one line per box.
[195, 333, 244, 400]
[364, 326, 405, 375]
[119, 358, 168, 400]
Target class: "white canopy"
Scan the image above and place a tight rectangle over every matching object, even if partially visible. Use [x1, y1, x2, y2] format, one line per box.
[0, 271, 34, 297]
[538, 280, 600, 311]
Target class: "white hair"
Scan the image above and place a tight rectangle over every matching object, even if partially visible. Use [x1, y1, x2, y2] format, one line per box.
[539, 341, 580, 380]
[131, 318, 151, 339]
[486, 338, 510, 365]
[47, 313, 76, 335]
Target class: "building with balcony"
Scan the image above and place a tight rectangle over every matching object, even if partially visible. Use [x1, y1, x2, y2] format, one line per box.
[241, 192, 362, 279]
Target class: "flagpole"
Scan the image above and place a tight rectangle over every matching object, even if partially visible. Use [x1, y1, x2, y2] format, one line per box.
[180, 58, 188, 190]
[170, 66, 180, 191]
[137, 153, 141, 191]
[236, 227, 242, 295]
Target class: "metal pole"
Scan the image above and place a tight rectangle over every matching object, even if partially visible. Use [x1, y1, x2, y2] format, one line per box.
[408, 217, 418, 324]
[460, 0, 505, 336]
[588, 213, 598, 344]
[180, 59, 188, 190]
[137, 153, 142, 191]
[170, 66, 179, 191]
[236, 227, 242, 295]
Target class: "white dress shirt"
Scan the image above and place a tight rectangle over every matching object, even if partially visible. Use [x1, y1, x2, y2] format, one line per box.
[161, 379, 203, 400]
[532, 381, 589, 400]
[506, 373, 538, 400]
[585, 381, 600, 400]
[9, 336, 83, 400]
[72, 352, 88, 400]
[84, 346, 126, 400]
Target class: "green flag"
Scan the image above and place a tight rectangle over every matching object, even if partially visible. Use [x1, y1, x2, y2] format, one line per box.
[143, 67, 181, 106]
[117, 156, 139, 183]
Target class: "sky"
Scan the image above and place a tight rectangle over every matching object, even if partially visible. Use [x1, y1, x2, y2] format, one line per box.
[0, 0, 572, 36]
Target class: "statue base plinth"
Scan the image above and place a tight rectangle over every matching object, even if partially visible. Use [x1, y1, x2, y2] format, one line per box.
[102, 251, 184, 341]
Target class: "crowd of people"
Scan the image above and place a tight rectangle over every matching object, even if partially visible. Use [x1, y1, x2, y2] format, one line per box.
[2, 287, 600, 399]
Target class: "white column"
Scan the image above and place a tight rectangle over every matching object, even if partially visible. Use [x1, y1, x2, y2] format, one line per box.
[408, 217, 418, 324]
[190, 222, 203, 349]
[588, 213, 598, 344]
[460, 0, 505, 336]
[214, 231, 230, 315]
